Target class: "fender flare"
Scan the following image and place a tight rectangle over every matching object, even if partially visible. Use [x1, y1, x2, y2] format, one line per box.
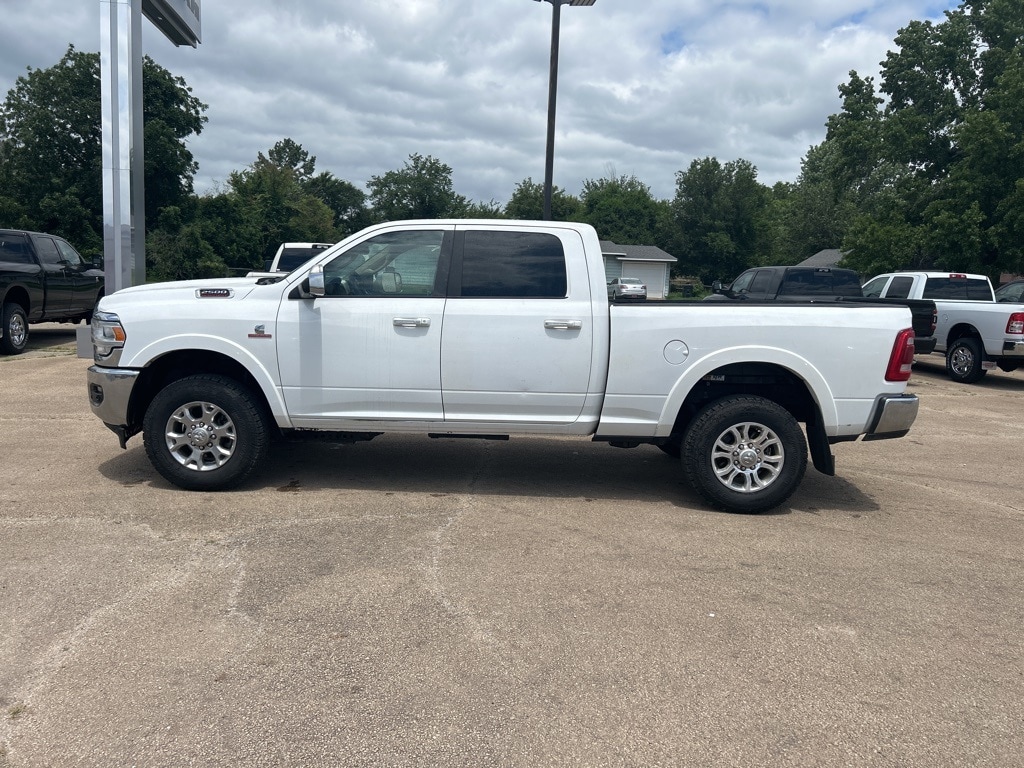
[655, 345, 838, 436]
[125, 334, 292, 426]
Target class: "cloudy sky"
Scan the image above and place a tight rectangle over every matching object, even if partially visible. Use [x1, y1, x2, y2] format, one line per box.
[1, 0, 959, 206]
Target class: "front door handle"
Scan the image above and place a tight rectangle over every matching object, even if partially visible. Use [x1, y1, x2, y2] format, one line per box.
[394, 317, 431, 328]
[544, 319, 582, 331]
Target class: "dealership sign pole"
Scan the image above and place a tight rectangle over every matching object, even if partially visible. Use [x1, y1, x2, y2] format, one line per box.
[100, 0, 200, 294]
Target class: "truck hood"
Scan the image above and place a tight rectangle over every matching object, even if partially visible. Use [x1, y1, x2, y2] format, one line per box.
[102, 277, 261, 308]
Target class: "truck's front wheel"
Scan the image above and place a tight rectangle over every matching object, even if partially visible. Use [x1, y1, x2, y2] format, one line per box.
[1, 303, 29, 355]
[946, 337, 986, 383]
[682, 395, 807, 514]
[143, 374, 270, 491]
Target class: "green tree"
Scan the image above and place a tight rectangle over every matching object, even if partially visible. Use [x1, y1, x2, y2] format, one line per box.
[146, 205, 227, 281]
[266, 137, 316, 182]
[303, 171, 371, 236]
[578, 172, 664, 244]
[223, 148, 336, 268]
[367, 154, 468, 221]
[0, 45, 206, 256]
[463, 199, 507, 219]
[835, 0, 1024, 279]
[504, 177, 580, 221]
[668, 157, 769, 282]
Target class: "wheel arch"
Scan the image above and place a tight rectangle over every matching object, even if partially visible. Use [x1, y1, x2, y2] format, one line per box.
[945, 322, 982, 347]
[2, 285, 32, 315]
[659, 355, 834, 476]
[125, 348, 284, 438]
[658, 349, 835, 434]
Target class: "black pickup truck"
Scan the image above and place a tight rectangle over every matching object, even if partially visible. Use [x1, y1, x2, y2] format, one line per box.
[707, 266, 938, 354]
[1, 229, 104, 354]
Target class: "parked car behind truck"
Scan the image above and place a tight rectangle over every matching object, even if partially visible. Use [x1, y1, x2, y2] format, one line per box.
[706, 266, 938, 354]
[86, 220, 919, 514]
[862, 271, 1024, 383]
[1, 229, 104, 354]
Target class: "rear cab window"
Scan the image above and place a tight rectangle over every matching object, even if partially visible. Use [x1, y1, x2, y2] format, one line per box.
[778, 268, 862, 297]
[0, 233, 33, 265]
[923, 276, 994, 300]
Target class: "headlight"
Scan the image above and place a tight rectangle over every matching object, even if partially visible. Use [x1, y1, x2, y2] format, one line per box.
[92, 310, 126, 360]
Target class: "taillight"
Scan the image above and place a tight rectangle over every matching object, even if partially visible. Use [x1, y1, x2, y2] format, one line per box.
[930, 309, 937, 335]
[885, 328, 916, 382]
[1007, 313, 1024, 335]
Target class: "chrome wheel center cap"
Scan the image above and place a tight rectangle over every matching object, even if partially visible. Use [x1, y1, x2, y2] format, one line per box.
[736, 446, 760, 469]
[190, 426, 212, 446]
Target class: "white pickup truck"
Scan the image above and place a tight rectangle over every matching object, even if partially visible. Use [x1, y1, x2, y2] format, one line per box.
[863, 271, 1024, 383]
[86, 220, 919, 513]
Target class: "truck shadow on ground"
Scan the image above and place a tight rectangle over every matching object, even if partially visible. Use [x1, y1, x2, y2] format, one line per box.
[911, 356, 1024, 390]
[13, 323, 82, 357]
[99, 433, 882, 516]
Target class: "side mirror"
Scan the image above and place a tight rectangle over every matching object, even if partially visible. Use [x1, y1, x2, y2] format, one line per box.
[307, 265, 326, 298]
[711, 280, 724, 294]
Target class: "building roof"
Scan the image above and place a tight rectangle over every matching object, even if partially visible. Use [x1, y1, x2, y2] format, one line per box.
[600, 240, 677, 263]
[799, 249, 844, 268]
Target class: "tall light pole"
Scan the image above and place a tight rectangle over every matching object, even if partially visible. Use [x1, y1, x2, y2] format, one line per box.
[534, 0, 596, 220]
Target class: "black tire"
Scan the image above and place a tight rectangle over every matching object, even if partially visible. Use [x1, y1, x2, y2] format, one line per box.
[681, 395, 807, 514]
[143, 374, 270, 491]
[946, 337, 987, 384]
[1, 302, 29, 355]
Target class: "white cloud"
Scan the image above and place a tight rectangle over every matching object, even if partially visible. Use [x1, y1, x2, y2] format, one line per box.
[0, 0, 960, 205]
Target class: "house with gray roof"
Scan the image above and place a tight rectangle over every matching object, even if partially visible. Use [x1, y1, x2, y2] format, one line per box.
[798, 248, 844, 268]
[600, 241, 677, 299]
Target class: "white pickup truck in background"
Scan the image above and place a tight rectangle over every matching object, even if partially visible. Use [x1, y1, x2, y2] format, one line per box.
[247, 242, 333, 278]
[87, 220, 920, 513]
[863, 271, 1024, 383]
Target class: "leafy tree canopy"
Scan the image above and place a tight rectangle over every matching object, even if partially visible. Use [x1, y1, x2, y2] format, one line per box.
[367, 153, 468, 221]
[0, 45, 206, 257]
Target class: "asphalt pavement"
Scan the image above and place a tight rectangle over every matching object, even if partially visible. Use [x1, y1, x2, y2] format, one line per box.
[1, 324, 1022, 767]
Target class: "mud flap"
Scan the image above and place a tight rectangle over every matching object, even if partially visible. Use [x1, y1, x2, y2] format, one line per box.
[805, 412, 835, 476]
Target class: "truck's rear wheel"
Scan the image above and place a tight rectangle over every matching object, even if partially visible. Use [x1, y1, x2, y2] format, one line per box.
[1, 303, 29, 355]
[946, 337, 986, 383]
[143, 374, 269, 491]
[682, 395, 807, 514]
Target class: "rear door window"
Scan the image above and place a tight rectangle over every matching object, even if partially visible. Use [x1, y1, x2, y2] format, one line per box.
[455, 231, 567, 298]
[886, 276, 914, 299]
[32, 236, 62, 265]
[748, 270, 773, 295]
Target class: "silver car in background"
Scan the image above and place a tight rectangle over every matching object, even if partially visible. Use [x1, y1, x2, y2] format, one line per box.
[607, 277, 647, 301]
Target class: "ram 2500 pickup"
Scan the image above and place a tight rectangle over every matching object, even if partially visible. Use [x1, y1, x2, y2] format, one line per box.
[86, 220, 920, 513]
[863, 271, 1024, 383]
[1, 229, 104, 354]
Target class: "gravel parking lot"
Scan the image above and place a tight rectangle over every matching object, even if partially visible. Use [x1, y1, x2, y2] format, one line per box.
[1, 325, 1022, 767]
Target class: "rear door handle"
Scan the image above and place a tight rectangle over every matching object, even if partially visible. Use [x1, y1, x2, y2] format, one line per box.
[544, 319, 582, 331]
[393, 317, 431, 328]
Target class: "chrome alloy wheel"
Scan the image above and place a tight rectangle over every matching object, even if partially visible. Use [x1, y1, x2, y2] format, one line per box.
[164, 400, 237, 471]
[710, 421, 785, 493]
[949, 344, 976, 377]
[8, 312, 27, 347]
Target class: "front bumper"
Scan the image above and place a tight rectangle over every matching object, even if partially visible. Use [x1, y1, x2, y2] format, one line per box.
[862, 393, 919, 441]
[87, 365, 140, 447]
